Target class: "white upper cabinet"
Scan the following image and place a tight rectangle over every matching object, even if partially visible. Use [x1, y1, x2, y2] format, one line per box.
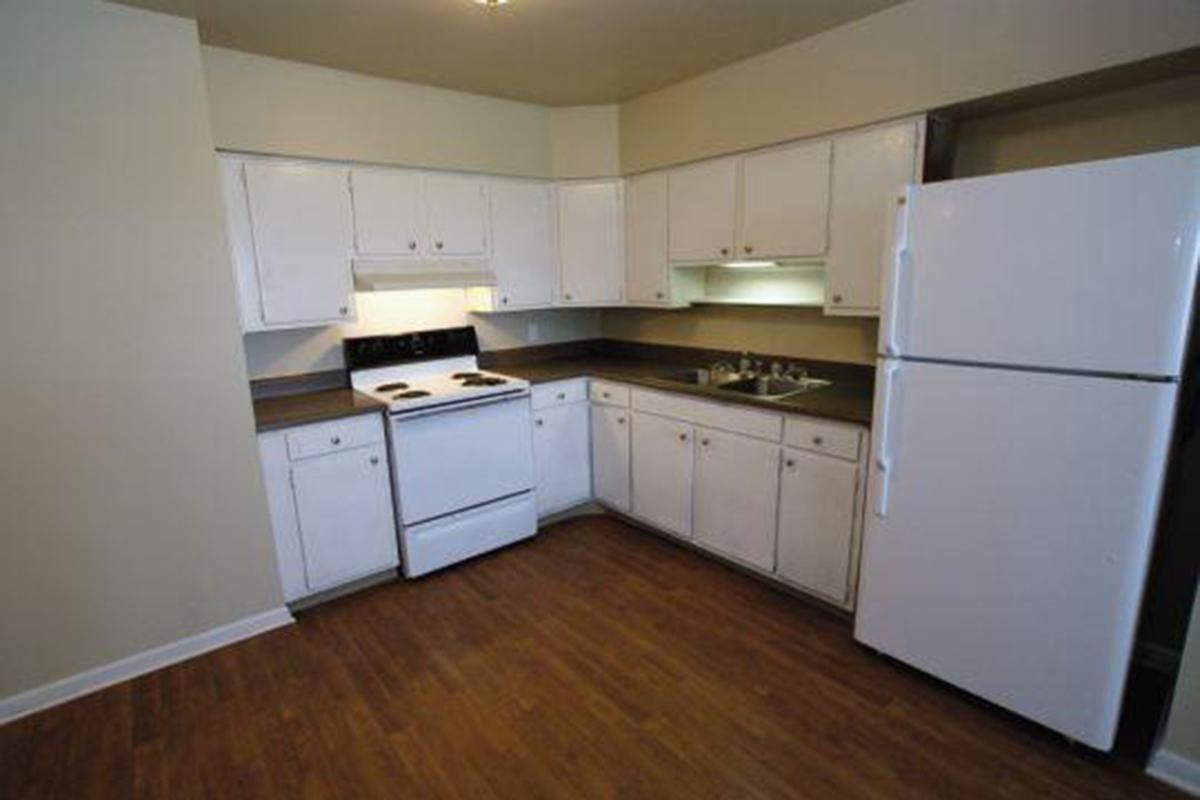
[558, 180, 624, 305]
[625, 171, 671, 306]
[350, 168, 425, 257]
[668, 157, 738, 262]
[489, 179, 557, 309]
[739, 140, 831, 259]
[693, 428, 781, 572]
[425, 174, 489, 257]
[241, 160, 355, 327]
[826, 120, 920, 315]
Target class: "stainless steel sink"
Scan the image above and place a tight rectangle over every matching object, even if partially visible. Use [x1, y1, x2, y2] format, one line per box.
[715, 376, 832, 400]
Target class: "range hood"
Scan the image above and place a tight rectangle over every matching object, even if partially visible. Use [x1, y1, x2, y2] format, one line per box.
[353, 257, 498, 291]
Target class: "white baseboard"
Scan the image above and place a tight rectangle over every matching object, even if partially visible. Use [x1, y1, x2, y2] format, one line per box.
[1149, 748, 1200, 797]
[0, 606, 293, 725]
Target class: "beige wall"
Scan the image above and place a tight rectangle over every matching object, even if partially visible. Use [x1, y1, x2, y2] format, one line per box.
[0, 0, 283, 701]
[601, 306, 877, 366]
[1160, 592, 1200, 769]
[955, 72, 1200, 177]
[245, 292, 601, 378]
[551, 105, 621, 178]
[618, 0, 1200, 173]
[202, 45, 555, 177]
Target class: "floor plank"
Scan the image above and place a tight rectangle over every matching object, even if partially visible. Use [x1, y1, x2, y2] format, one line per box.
[0, 515, 1184, 799]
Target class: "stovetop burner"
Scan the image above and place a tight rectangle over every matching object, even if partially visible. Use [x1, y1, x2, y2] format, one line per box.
[393, 390, 432, 400]
[452, 372, 484, 380]
[462, 377, 507, 387]
[376, 381, 409, 392]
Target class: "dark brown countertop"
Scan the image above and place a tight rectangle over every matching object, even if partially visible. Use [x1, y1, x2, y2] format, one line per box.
[486, 344, 874, 426]
[252, 388, 386, 433]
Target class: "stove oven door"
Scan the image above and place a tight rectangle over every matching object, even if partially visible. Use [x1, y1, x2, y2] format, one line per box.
[389, 394, 535, 525]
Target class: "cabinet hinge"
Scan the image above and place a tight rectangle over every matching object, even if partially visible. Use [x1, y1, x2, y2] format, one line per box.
[287, 468, 295, 491]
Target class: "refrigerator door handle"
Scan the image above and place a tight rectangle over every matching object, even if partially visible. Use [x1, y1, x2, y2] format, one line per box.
[881, 191, 912, 358]
[874, 361, 901, 517]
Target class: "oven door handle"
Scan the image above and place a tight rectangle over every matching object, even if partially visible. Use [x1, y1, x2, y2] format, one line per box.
[388, 389, 530, 421]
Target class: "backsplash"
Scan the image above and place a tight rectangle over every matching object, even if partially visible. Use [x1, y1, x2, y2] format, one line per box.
[600, 304, 878, 366]
[241, 289, 601, 378]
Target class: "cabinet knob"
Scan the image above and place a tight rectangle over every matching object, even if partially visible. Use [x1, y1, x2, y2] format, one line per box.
[535, 419, 544, 427]
[655, 291, 664, 299]
[678, 433, 688, 442]
[831, 294, 843, 304]
[435, 241, 444, 250]
[720, 247, 730, 256]
[369, 456, 379, 466]
[812, 436, 824, 446]
[408, 241, 417, 250]
[700, 438, 710, 446]
[338, 305, 349, 316]
[617, 417, 626, 425]
[785, 458, 795, 468]
[501, 296, 509, 305]
[556, 393, 566, 401]
[602, 392, 610, 399]
[564, 293, 573, 301]
[744, 245, 754, 254]
[331, 436, 342, 445]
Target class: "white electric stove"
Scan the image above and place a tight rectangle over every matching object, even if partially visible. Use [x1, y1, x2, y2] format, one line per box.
[345, 327, 536, 578]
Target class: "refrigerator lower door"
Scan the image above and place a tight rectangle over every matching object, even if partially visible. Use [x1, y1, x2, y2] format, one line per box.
[857, 359, 1178, 750]
[881, 147, 1200, 377]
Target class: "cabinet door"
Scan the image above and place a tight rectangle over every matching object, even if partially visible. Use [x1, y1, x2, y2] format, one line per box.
[219, 157, 263, 331]
[350, 168, 424, 256]
[591, 403, 631, 511]
[290, 443, 399, 592]
[740, 140, 831, 259]
[558, 181, 624, 304]
[490, 180, 557, 308]
[533, 402, 592, 516]
[668, 158, 737, 262]
[631, 413, 693, 538]
[826, 121, 918, 314]
[243, 162, 355, 325]
[777, 448, 859, 604]
[426, 174, 488, 257]
[625, 171, 670, 305]
[693, 428, 781, 571]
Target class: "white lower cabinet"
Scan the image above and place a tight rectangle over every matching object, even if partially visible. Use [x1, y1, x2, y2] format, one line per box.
[693, 427, 781, 571]
[258, 414, 399, 602]
[776, 447, 863, 606]
[630, 413, 693, 538]
[533, 395, 592, 516]
[590, 402, 631, 511]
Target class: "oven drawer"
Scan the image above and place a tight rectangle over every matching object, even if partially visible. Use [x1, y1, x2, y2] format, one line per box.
[389, 395, 535, 525]
[401, 492, 537, 578]
[285, 414, 386, 461]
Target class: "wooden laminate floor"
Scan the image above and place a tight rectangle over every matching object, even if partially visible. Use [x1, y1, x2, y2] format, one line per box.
[1, 515, 1182, 799]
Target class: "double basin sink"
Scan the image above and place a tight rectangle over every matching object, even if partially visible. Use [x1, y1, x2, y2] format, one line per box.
[659, 369, 832, 401]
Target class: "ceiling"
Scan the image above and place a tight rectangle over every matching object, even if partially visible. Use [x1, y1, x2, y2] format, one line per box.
[113, 0, 904, 106]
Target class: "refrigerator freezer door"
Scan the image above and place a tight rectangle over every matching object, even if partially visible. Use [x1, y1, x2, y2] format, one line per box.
[857, 359, 1178, 750]
[882, 148, 1200, 377]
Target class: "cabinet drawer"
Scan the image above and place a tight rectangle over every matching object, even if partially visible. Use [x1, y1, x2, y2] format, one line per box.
[590, 380, 631, 407]
[632, 388, 782, 442]
[285, 414, 386, 461]
[532, 378, 588, 410]
[783, 416, 862, 461]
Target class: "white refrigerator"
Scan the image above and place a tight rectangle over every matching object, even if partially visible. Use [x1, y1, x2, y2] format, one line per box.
[855, 147, 1200, 751]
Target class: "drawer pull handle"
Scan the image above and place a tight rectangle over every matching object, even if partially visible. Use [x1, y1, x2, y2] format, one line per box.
[785, 458, 795, 468]
[331, 436, 342, 445]
[556, 393, 566, 401]
[369, 456, 379, 466]
[617, 417, 626, 425]
[701, 438, 710, 446]
[678, 433, 688, 442]
[535, 419, 544, 427]
[812, 436, 824, 446]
